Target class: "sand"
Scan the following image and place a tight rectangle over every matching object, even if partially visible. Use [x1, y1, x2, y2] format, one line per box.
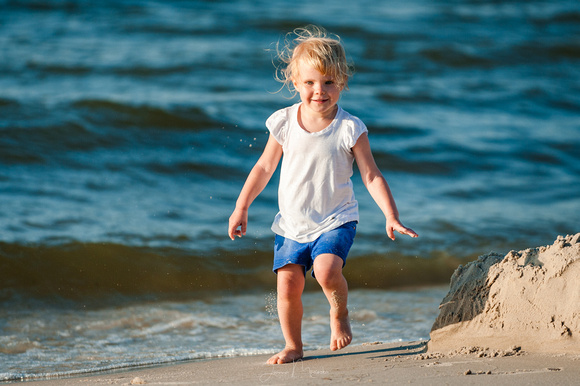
[22, 233, 580, 385]
[429, 233, 580, 354]
[20, 341, 580, 385]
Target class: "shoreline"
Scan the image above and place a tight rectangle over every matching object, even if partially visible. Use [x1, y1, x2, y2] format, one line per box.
[19, 340, 580, 385]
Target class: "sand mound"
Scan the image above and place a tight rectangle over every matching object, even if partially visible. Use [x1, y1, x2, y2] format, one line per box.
[429, 233, 580, 354]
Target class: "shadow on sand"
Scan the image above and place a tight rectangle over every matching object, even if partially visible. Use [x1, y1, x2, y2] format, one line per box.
[304, 341, 427, 362]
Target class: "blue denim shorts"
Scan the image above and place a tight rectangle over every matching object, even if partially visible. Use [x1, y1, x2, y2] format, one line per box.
[273, 221, 357, 277]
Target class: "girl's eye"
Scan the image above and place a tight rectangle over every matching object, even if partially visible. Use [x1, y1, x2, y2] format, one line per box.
[325, 80, 334, 85]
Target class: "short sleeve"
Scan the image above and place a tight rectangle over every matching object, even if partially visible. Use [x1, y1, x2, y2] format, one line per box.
[266, 108, 290, 146]
[343, 113, 368, 150]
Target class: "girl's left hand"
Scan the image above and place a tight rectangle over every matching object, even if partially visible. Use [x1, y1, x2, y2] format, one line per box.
[386, 220, 418, 241]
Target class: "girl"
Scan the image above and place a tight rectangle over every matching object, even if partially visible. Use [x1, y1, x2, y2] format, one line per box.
[228, 25, 418, 365]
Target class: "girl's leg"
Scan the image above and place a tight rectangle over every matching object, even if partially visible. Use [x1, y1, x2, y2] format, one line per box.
[312, 254, 352, 351]
[267, 264, 305, 364]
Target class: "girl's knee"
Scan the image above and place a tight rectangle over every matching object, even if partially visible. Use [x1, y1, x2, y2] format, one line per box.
[277, 265, 305, 299]
[313, 254, 344, 288]
[277, 281, 303, 300]
[315, 270, 345, 290]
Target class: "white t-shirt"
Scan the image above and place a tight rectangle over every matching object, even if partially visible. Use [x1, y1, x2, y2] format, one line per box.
[267, 103, 368, 243]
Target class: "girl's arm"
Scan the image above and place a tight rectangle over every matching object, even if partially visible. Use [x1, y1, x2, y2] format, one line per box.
[228, 134, 283, 240]
[352, 133, 418, 240]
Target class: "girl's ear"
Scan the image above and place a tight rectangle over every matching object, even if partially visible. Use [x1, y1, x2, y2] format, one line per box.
[340, 75, 348, 91]
[292, 77, 299, 89]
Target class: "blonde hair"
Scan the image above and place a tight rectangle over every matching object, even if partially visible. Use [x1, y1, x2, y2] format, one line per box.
[274, 25, 353, 96]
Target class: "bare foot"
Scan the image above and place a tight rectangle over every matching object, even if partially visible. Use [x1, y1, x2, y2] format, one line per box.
[330, 310, 352, 351]
[267, 347, 303, 364]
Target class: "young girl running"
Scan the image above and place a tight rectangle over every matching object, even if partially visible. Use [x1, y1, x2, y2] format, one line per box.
[228, 25, 418, 365]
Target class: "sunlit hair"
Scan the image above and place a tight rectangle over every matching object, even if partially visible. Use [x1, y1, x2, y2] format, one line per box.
[274, 25, 353, 96]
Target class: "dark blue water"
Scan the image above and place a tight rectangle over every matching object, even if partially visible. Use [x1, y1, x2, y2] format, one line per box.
[1, 0, 579, 381]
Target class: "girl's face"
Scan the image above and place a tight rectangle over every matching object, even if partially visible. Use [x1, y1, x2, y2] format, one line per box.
[292, 60, 343, 119]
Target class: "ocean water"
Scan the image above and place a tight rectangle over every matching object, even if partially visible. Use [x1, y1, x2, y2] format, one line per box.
[1, 0, 579, 381]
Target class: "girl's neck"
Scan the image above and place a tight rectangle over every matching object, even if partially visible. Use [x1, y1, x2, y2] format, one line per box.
[297, 103, 338, 133]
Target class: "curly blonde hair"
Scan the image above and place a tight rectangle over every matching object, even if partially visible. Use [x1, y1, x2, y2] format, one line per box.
[274, 25, 353, 96]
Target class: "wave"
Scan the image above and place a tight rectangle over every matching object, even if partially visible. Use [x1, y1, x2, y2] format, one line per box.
[25, 60, 195, 77]
[144, 159, 249, 180]
[372, 152, 454, 175]
[0, 241, 466, 305]
[419, 46, 493, 69]
[549, 10, 580, 24]
[0, 348, 270, 383]
[71, 99, 224, 131]
[0, 98, 228, 165]
[0, 98, 224, 133]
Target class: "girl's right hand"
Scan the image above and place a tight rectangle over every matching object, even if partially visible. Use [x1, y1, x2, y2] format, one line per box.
[228, 208, 248, 240]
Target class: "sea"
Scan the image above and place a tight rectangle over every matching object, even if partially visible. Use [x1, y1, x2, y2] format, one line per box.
[1, 0, 579, 382]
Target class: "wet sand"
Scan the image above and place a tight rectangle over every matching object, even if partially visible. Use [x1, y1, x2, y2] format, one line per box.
[23, 340, 580, 385]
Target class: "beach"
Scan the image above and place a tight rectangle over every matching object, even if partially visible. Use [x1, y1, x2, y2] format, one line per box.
[1, 0, 579, 381]
[19, 233, 580, 385]
[21, 341, 580, 385]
